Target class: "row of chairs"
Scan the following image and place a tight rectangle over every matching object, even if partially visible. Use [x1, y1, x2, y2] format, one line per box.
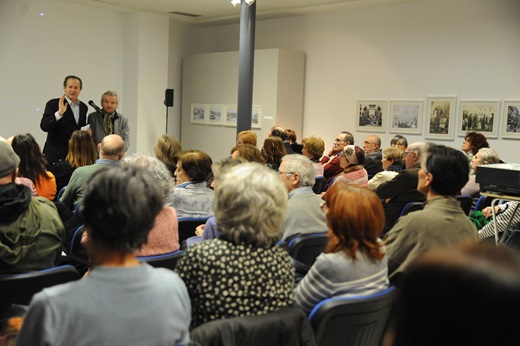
[400, 194, 476, 218]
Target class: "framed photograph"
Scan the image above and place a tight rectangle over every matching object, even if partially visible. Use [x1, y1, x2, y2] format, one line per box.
[458, 101, 500, 138]
[191, 103, 207, 124]
[224, 105, 238, 126]
[388, 100, 423, 134]
[425, 97, 456, 139]
[355, 100, 387, 133]
[207, 104, 223, 125]
[502, 101, 520, 139]
[252, 106, 262, 129]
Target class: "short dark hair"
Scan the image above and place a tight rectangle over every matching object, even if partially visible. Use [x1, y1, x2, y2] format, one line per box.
[177, 150, 213, 182]
[63, 75, 83, 90]
[465, 132, 489, 155]
[391, 135, 408, 148]
[341, 131, 354, 145]
[79, 166, 163, 252]
[424, 144, 469, 196]
[270, 127, 288, 141]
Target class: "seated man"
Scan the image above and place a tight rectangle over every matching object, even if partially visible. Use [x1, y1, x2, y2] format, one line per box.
[279, 155, 327, 240]
[376, 142, 428, 234]
[362, 135, 383, 177]
[0, 139, 64, 273]
[17, 166, 191, 345]
[320, 131, 354, 184]
[385, 144, 477, 281]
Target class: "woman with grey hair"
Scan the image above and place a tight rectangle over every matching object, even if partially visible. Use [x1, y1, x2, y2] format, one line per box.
[461, 147, 500, 198]
[122, 153, 179, 256]
[87, 90, 130, 151]
[176, 163, 295, 329]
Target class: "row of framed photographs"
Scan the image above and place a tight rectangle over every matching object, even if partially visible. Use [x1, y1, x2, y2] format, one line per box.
[355, 98, 520, 139]
[191, 103, 262, 128]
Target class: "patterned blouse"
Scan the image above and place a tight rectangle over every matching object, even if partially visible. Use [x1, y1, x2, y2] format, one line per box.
[176, 237, 295, 329]
[169, 181, 214, 218]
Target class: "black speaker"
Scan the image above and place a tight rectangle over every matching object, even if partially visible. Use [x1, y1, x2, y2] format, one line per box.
[164, 89, 174, 107]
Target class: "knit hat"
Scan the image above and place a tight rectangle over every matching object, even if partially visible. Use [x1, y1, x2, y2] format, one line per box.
[0, 139, 20, 177]
[343, 145, 365, 165]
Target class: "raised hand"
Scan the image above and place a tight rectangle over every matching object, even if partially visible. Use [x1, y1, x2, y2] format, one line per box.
[58, 94, 68, 116]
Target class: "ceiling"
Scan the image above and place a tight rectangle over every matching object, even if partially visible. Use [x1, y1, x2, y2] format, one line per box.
[59, 0, 409, 26]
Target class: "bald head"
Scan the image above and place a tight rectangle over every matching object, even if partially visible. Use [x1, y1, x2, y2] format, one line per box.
[99, 134, 125, 160]
[363, 135, 381, 154]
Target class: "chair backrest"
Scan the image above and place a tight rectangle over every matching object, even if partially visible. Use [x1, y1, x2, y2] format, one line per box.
[137, 250, 184, 271]
[0, 265, 80, 312]
[456, 194, 473, 215]
[308, 287, 396, 346]
[474, 195, 492, 212]
[313, 176, 327, 194]
[56, 185, 67, 201]
[399, 201, 425, 217]
[288, 232, 328, 267]
[69, 224, 86, 255]
[177, 217, 210, 245]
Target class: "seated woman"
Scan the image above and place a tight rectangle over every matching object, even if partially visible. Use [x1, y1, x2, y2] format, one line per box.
[462, 147, 500, 198]
[333, 145, 368, 187]
[49, 130, 98, 193]
[230, 144, 264, 163]
[262, 136, 286, 171]
[11, 133, 57, 200]
[368, 147, 404, 191]
[295, 183, 389, 314]
[176, 163, 295, 329]
[122, 153, 180, 256]
[155, 134, 182, 176]
[302, 136, 325, 176]
[170, 150, 214, 218]
[462, 131, 489, 164]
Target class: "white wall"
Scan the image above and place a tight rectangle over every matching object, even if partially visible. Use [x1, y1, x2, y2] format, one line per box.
[186, 0, 520, 162]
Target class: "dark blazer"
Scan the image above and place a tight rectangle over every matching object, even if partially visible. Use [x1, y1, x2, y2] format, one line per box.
[364, 149, 383, 177]
[376, 166, 426, 234]
[40, 98, 87, 164]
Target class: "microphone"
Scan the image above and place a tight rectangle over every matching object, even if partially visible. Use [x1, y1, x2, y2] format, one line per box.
[88, 100, 104, 114]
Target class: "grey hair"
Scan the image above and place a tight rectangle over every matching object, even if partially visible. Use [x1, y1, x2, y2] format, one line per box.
[212, 157, 247, 185]
[408, 142, 429, 160]
[477, 148, 500, 165]
[281, 154, 316, 187]
[121, 153, 173, 202]
[215, 163, 288, 248]
[100, 90, 119, 107]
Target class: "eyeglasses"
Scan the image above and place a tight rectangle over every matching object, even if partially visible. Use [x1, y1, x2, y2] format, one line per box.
[404, 151, 415, 157]
[363, 141, 376, 145]
[334, 138, 346, 143]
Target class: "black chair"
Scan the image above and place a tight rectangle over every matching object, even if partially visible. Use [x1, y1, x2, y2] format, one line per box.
[69, 224, 86, 255]
[178, 217, 210, 245]
[137, 250, 184, 271]
[456, 194, 473, 215]
[287, 232, 328, 267]
[0, 265, 80, 312]
[399, 201, 425, 217]
[474, 195, 493, 212]
[312, 176, 326, 194]
[308, 287, 397, 346]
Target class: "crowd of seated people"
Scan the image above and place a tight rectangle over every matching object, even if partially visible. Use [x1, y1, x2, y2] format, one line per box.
[3, 124, 516, 345]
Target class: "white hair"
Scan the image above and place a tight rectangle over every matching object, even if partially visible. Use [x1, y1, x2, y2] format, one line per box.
[281, 154, 316, 187]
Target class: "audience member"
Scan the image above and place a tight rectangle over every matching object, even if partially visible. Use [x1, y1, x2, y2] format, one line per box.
[236, 130, 257, 147]
[48, 130, 98, 193]
[286, 129, 303, 154]
[0, 140, 64, 274]
[301, 136, 325, 176]
[11, 133, 57, 200]
[478, 202, 520, 241]
[40, 75, 88, 165]
[88, 90, 130, 151]
[320, 131, 354, 184]
[461, 147, 500, 199]
[362, 135, 383, 177]
[269, 126, 294, 154]
[386, 244, 520, 346]
[16, 166, 191, 345]
[333, 145, 368, 187]
[390, 135, 408, 151]
[60, 134, 124, 210]
[385, 144, 477, 281]
[262, 136, 286, 171]
[278, 155, 327, 240]
[368, 147, 404, 191]
[171, 150, 214, 218]
[230, 144, 264, 163]
[122, 153, 179, 256]
[462, 131, 489, 162]
[296, 183, 389, 314]
[176, 163, 295, 329]
[154, 134, 182, 176]
[376, 142, 429, 234]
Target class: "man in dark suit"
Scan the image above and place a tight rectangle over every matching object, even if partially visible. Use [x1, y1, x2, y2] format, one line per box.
[40, 75, 88, 165]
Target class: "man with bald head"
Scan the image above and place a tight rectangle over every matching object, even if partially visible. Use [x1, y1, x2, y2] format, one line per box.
[362, 135, 383, 177]
[60, 134, 124, 210]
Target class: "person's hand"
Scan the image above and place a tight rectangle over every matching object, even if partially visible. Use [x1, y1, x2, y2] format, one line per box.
[482, 206, 500, 219]
[87, 128, 92, 135]
[195, 224, 205, 237]
[327, 147, 335, 157]
[58, 94, 68, 116]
